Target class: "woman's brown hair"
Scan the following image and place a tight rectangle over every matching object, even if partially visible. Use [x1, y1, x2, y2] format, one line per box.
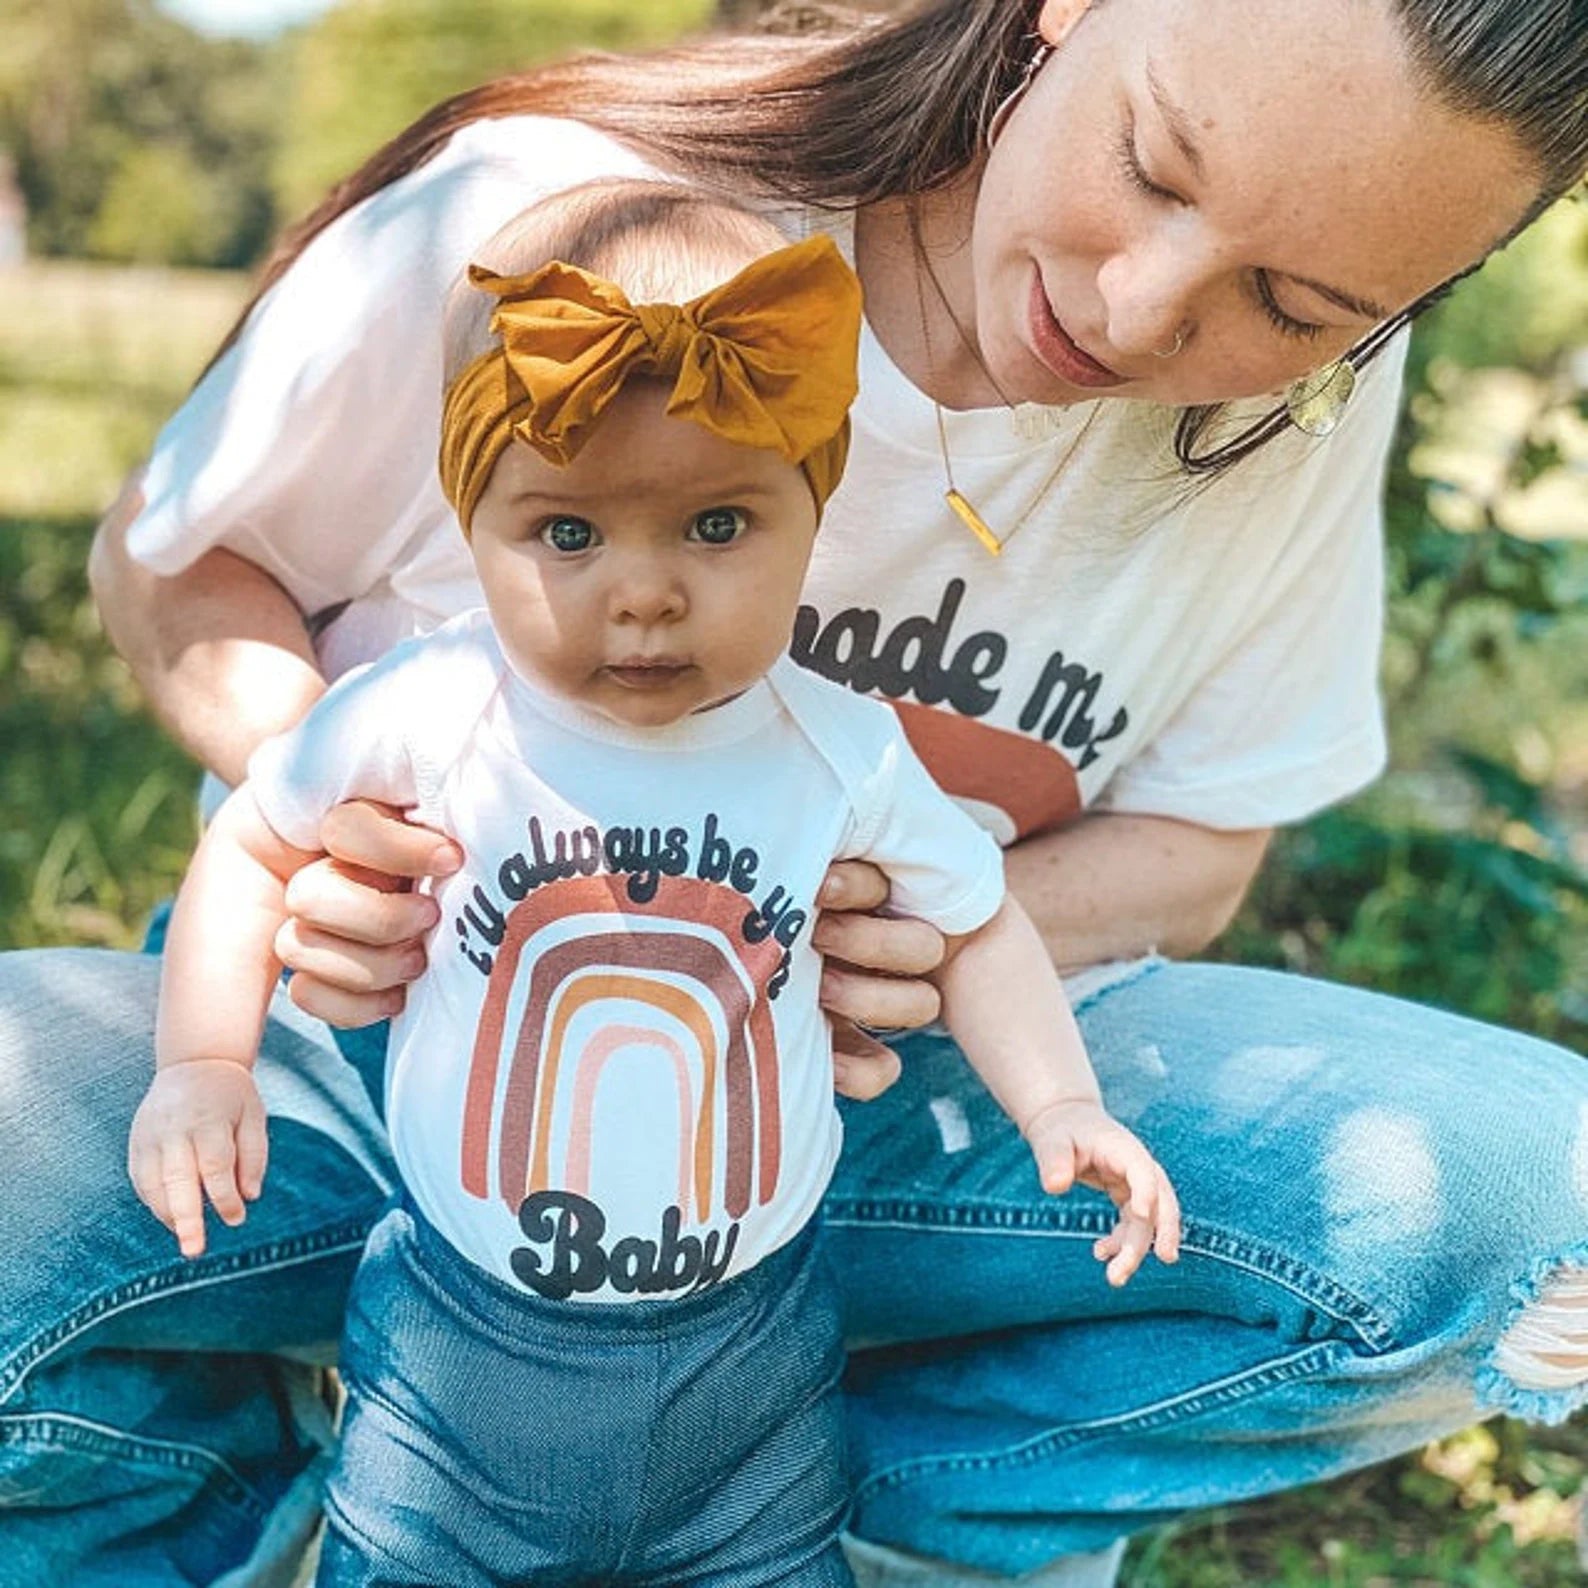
[208, 0, 1588, 472]
[207, 1, 1034, 370]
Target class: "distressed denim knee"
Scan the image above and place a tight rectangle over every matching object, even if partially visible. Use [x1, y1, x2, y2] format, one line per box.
[1485, 1257, 1588, 1421]
[1297, 1010, 1588, 1429]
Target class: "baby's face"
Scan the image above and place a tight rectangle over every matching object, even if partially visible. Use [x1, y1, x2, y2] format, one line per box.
[468, 379, 822, 727]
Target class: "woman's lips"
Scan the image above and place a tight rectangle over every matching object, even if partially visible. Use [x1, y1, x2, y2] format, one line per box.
[1026, 273, 1128, 390]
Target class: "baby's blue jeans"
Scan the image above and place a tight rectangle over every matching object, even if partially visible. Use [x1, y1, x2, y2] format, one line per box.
[2, 946, 1586, 1585]
[318, 1197, 852, 1587]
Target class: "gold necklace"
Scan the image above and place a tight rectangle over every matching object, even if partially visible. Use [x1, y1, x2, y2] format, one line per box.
[929, 397, 1099, 556]
[912, 226, 1065, 442]
[911, 242, 1098, 556]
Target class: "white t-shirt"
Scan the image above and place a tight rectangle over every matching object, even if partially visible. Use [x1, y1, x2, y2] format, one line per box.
[129, 114, 1394, 842]
[248, 611, 1005, 1303]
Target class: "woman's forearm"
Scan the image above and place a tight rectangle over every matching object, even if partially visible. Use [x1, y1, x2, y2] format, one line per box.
[1004, 811, 1272, 972]
[89, 472, 328, 786]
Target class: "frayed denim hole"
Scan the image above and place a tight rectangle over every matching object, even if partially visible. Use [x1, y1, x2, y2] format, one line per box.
[1477, 1241, 1588, 1425]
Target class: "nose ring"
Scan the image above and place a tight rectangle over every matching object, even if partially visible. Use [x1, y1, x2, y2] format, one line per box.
[1153, 327, 1187, 359]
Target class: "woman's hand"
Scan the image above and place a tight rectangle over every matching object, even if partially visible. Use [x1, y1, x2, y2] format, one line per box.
[813, 860, 946, 1102]
[275, 800, 462, 1027]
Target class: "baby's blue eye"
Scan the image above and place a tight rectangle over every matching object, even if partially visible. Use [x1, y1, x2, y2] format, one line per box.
[689, 507, 747, 545]
[541, 516, 595, 553]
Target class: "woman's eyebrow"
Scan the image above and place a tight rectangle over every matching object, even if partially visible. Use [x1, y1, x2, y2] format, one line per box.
[1145, 62, 1390, 323]
[1146, 64, 1207, 183]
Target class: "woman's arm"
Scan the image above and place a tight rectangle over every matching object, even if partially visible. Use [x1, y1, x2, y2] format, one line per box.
[91, 471, 451, 1021]
[95, 463, 1264, 1053]
[1003, 812, 1271, 971]
[812, 811, 1269, 1013]
[89, 471, 327, 789]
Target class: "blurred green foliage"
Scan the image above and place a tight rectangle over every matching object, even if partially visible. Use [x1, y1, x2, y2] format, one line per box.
[0, 260, 246, 943]
[0, 0, 714, 268]
[274, 0, 714, 220]
[0, 0, 280, 266]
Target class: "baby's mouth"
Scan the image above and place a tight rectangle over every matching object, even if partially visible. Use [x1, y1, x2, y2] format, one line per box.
[604, 657, 695, 689]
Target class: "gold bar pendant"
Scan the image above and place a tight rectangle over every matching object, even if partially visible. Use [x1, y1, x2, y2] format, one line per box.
[944, 488, 1003, 557]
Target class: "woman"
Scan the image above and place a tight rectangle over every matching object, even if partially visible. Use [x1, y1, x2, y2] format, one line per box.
[6, 0, 1587, 1583]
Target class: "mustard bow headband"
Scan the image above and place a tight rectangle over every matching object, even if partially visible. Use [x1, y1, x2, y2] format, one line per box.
[439, 234, 862, 534]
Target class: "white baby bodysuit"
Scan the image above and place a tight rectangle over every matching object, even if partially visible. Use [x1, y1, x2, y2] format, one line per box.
[249, 610, 1005, 1303]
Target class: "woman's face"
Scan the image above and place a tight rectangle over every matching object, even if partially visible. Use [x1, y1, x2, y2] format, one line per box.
[971, 0, 1542, 407]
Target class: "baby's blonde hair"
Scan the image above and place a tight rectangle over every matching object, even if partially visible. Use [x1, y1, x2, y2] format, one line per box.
[442, 179, 796, 389]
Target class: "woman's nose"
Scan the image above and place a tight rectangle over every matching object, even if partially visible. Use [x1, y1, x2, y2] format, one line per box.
[1095, 233, 1203, 361]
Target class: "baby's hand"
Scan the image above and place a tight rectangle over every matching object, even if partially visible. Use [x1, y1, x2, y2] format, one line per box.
[128, 1061, 269, 1259]
[1023, 1099, 1181, 1287]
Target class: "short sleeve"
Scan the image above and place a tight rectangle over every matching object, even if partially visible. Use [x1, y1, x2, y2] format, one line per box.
[1094, 344, 1404, 831]
[848, 723, 1007, 936]
[246, 611, 502, 848]
[126, 119, 660, 615]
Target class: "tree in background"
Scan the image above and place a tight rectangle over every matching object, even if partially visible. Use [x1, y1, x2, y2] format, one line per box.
[271, 0, 712, 223]
[0, 0, 280, 267]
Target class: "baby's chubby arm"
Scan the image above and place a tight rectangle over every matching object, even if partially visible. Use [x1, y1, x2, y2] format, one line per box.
[933, 898, 1182, 1286]
[128, 788, 323, 1258]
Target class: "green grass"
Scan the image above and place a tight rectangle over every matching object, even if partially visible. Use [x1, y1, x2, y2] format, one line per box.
[1123, 1423, 1586, 1586]
[0, 261, 245, 946]
[0, 260, 248, 519]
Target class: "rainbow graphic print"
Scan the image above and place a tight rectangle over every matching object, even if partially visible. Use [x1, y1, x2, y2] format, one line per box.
[456, 873, 789, 1296]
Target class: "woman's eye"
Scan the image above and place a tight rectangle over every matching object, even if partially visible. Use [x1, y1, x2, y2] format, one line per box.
[1253, 272, 1327, 343]
[540, 516, 596, 552]
[688, 507, 747, 545]
[1114, 115, 1181, 204]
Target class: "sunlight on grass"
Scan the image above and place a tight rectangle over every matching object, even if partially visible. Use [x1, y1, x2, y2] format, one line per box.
[0, 261, 248, 518]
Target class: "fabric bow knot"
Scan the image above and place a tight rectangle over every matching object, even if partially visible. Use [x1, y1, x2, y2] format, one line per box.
[632, 302, 695, 372]
[439, 234, 862, 533]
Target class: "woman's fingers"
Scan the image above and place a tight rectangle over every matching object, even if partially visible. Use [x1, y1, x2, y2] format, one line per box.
[319, 799, 462, 882]
[819, 962, 941, 1030]
[286, 972, 405, 1029]
[810, 907, 944, 977]
[282, 860, 438, 948]
[279, 802, 459, 1022]
[274, 918, 425, 994]
[831, 1024, 903, 1100]
[276, 908, 418, 1026]
[818, 859, 890, 914]
[813, 861, 943, 1040]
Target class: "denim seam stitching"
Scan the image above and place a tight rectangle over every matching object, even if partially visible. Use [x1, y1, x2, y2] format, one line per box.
[823, 1203, 1393, 1350]
[0, 1410, 266, 1516]
[0, 1218, 374, 1404]
[854, 1340, 1342, 1498]
[1068, 954, 1167, 1016]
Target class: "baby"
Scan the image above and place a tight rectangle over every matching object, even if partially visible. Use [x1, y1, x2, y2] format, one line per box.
[129, 179, 1180, 1587]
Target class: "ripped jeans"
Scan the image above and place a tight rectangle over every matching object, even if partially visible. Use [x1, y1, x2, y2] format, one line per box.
[1, 948, 1585, 1585]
